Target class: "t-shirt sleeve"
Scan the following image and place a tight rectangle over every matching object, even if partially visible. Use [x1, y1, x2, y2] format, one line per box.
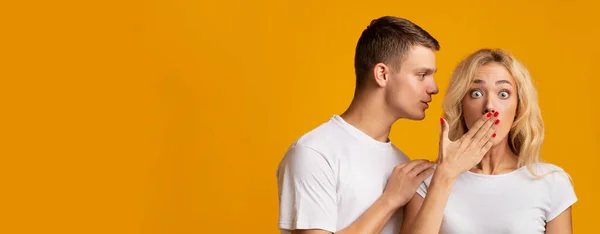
[546, 170, 578, 221]
[416, 179, 428, 198]
[276, 144, 337, 232]
[416, 166, 434, 198]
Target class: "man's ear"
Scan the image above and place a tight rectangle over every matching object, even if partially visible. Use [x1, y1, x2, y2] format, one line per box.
[372, 63, 390, 88]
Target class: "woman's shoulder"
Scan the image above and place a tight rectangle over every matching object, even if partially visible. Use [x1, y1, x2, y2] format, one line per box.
[528, 162, 565, 173]
[527, 162, 578, 221]
[524, 162, 572, 183]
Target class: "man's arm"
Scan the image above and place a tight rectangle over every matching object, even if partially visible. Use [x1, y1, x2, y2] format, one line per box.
[399, 167, 455, 234]
[278, 145, 434, 234]
[398, 193, 424, 234]
[289, 196, 398, 234]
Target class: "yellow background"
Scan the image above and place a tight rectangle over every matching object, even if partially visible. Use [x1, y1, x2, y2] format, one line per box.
[1, 0, 598, 233]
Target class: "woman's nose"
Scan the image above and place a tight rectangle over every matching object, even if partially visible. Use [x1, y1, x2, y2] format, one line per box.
[483, 108, 496, 114]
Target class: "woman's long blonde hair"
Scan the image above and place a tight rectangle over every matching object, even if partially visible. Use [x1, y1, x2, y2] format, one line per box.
[442, 49, 545, 176]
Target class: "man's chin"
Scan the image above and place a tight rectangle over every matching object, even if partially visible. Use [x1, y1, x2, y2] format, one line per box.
[405, 112, 426, 121]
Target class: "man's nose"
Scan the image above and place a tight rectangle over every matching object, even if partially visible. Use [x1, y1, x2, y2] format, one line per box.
[427, 81, 439, 95]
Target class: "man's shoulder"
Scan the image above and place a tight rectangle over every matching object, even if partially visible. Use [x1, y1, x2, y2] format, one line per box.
[389, 144, 411, 162]
[277, 116, 346, 167]
[293, 116, 351, 151]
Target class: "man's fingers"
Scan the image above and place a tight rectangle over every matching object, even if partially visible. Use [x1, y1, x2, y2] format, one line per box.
[394, 161, 409, 170]
[401, 160, 430, 172]
[409, 161, 435, 176]
[417, 167, 435, 181]
[393, 160, 424, 172]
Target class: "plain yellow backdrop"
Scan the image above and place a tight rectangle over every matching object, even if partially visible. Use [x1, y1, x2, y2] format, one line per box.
[1, 0, 598, 233]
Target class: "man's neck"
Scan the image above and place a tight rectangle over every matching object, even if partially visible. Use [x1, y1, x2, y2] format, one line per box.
[339, 93, 397, 143]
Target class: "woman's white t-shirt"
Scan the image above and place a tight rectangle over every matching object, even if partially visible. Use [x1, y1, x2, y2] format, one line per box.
[417, 163, 577, 234]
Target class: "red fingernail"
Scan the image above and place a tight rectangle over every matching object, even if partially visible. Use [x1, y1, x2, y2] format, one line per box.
[492, 133, 496, 137]
[495, 119, 500, 125]
[440, 118, 444, 125]
[486, 112, 492, 118]
[494, 112, 499, 117]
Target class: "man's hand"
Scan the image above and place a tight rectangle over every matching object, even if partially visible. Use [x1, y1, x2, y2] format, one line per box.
[437, 112, 499, 180]
[381, 160, 435, 209]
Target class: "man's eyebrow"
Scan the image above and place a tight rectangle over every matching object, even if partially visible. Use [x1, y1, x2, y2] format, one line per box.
[416, 67, 437, 73]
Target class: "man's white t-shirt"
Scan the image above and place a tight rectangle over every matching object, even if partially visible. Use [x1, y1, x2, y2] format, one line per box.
[417, 163, 577, 234]
[277, 115, 411, 234]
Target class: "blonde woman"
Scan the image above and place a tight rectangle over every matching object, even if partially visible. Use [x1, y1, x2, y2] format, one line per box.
[400, 49, 577, 234]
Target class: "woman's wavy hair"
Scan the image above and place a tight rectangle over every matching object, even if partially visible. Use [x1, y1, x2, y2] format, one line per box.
[442, 48, 546, 177]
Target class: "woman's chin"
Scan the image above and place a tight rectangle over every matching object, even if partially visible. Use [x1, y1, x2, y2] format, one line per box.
[490, 137, 503, 146]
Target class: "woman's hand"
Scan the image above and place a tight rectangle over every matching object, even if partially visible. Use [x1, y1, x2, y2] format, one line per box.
[437, 112, 499, 180]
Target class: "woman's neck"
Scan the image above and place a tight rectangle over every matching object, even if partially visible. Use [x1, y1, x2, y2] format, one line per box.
[471, 139, 519, 175]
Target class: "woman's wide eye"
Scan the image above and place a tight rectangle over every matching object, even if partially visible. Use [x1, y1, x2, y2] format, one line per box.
[471, 90, 483, 98]
[499, 91, 510, 99]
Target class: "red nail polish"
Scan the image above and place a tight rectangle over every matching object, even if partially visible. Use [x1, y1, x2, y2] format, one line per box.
[494, 112, 499, 117]
[440, 118, 444, 125]
[495, 119, 500, 125]
[492, 133, 497, 137]
[486, 112, 492, 118]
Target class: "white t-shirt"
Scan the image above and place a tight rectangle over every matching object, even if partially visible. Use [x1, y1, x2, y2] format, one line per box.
[417, 163, 577, 234]
[277, 115, 411, 234]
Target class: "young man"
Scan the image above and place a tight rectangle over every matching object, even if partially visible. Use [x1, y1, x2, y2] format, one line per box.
[276, 16, 441, 234]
